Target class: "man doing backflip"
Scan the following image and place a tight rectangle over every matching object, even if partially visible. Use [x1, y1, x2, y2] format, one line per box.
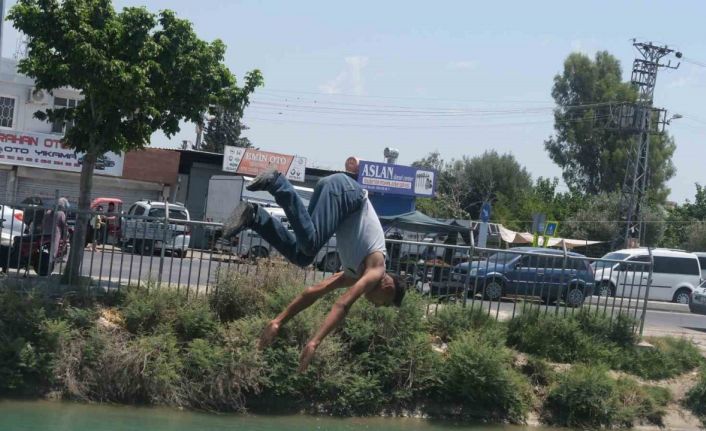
[223, 169, 406, 372]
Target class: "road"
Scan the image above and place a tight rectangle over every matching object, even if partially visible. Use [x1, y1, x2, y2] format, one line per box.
[45, 247, 333, 294]
[427, 297, 706, 339]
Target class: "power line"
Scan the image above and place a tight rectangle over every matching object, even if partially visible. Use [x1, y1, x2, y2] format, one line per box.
[245, 113, 615, 129]
[255, 91, 624, 114]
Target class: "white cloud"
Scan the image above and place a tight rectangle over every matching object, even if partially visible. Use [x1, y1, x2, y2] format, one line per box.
[447, 60, 476, 70]
[319, 56, 369, 95]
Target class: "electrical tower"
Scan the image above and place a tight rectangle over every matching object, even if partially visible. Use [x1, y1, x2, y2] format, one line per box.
[611, 41, 681, 249]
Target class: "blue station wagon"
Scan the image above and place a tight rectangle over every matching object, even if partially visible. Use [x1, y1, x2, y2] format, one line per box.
[450, 247, 595, 306]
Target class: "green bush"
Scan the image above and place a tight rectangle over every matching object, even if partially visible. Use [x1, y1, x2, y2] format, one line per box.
[210, 266, 306, 322]
[120, 287, 182, 334]
[64, 306, 98, 330]
[181, 319, 266, 411]
[427, 304, 498, 342]
[507, 310, 615, 363]
[209, 272, 269, 321]
[521, 356, 555, 387]
[173, 299, 217, 342]
[543, 365, 670, 428]
[685, 369, 706, 421]
[439, 332, 532, 423]
[617, 337, 704, 380]
[340, 292, 441, 408]
[0, 290, 63, 395]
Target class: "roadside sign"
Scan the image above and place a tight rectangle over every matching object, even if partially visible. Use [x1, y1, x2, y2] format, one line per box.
[357, 160, 436, 197]
[544, 221, 558, 237]
[223, 146, 306, 182]
[532, 213, 546, 235]
[480, 202, 491, 223]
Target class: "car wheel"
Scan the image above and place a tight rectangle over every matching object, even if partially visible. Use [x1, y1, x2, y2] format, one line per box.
[321, 252, 341, 273]
[597, 281, 615, 298]
[673, 288, 691, 305]
[134, 239, 153, 256]
[565, 286, 586, 307]
[249, 246, 269, 261]
[483, 279, 503, 301]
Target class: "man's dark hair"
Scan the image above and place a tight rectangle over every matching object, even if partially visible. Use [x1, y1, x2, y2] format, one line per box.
[389, 273, 407, 307]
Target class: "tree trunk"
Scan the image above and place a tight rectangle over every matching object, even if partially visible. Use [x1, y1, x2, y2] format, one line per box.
[62, 151, 96, 285]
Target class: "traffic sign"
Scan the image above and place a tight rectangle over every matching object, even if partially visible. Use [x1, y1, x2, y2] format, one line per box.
[545, 221, 558, 237]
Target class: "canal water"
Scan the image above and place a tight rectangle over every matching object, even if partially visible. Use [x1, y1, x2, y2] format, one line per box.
[0, 400, 549, 431]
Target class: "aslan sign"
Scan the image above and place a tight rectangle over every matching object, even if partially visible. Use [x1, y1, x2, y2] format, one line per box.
[357, 160, 436, 197]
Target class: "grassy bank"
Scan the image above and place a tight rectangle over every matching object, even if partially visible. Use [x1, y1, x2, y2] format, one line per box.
[0, 266, 703, 428]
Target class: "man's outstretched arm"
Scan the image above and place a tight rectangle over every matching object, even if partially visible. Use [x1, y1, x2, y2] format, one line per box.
[259, 271, 351, 349]
[297, 253, 386, 372]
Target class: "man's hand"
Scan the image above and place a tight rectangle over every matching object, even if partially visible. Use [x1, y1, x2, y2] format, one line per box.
[258, 320, 281, 350]
[298, 341, 319, 373]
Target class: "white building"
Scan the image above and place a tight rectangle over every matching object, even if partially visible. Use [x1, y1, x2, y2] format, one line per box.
[0, 57, 172, 205]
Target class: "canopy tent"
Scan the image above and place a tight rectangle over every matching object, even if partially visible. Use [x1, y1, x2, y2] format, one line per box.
[379, 211, 469, 234]
[497, 224, 603, 249]
[380, 211, 602, 250]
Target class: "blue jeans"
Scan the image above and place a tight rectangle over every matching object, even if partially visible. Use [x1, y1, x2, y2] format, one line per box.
[250, 173, 365, 267]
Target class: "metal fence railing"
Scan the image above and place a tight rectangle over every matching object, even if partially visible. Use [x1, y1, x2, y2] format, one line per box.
[386, 238, 653, 333]
[0, 201, 653, 332]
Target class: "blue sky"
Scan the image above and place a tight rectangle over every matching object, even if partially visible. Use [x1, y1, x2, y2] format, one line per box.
[3, 0, 705, 203]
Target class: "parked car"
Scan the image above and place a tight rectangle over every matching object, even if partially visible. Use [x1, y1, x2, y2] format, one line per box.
[120, 201, 191, 257]
[216, 206, 341, 272]
[450, 247, 595, 306]
[693, 252, 706, 279]
[592, 248, 701, 304]
[0, 205, 25, 247]
[689, 280, 706, 315]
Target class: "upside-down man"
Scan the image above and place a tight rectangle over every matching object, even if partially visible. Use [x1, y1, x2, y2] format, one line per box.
[223, 169, 406, 372]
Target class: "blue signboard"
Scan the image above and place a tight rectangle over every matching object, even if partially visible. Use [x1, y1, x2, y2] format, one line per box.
[545, 222, 558, 237]
[357, 160, 436, 197]
[480, 202, 491, 223]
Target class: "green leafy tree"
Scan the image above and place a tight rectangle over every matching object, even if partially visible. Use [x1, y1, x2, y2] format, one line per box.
[413, 151, 533, 224]
[413, 151, 468, 219]
[9, 0, 263, 282]
[201, 107, 255, 153]
[545, 51, 676, 200]
[663, 184, 706, 249]
[562, 193, 665, 247]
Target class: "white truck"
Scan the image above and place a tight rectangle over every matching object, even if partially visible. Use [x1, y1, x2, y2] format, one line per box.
[205, 175, 341, 272]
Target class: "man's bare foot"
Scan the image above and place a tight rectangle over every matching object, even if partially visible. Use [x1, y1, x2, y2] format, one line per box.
[258, 320, 280, 350]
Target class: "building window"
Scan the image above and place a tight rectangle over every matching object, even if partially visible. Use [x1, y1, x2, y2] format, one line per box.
[0, 96, 16, 128]
[51, 97, 78, 134]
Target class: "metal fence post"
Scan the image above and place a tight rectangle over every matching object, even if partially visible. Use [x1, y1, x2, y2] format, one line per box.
[639, 247, 654, 336]
[461, 224, 475, 308]
[157, 199, 169, 287]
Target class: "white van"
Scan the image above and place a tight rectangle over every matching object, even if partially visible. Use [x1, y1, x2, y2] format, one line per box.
[593, 248, 702, 304]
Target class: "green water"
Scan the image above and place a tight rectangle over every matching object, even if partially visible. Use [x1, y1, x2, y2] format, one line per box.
[0, 400, 550, 431]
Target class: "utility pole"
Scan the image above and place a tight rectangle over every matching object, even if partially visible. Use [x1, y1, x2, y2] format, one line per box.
[611, 40, 681, 249]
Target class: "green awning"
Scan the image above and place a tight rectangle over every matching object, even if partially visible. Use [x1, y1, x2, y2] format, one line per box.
[379, 211, 469, 234]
